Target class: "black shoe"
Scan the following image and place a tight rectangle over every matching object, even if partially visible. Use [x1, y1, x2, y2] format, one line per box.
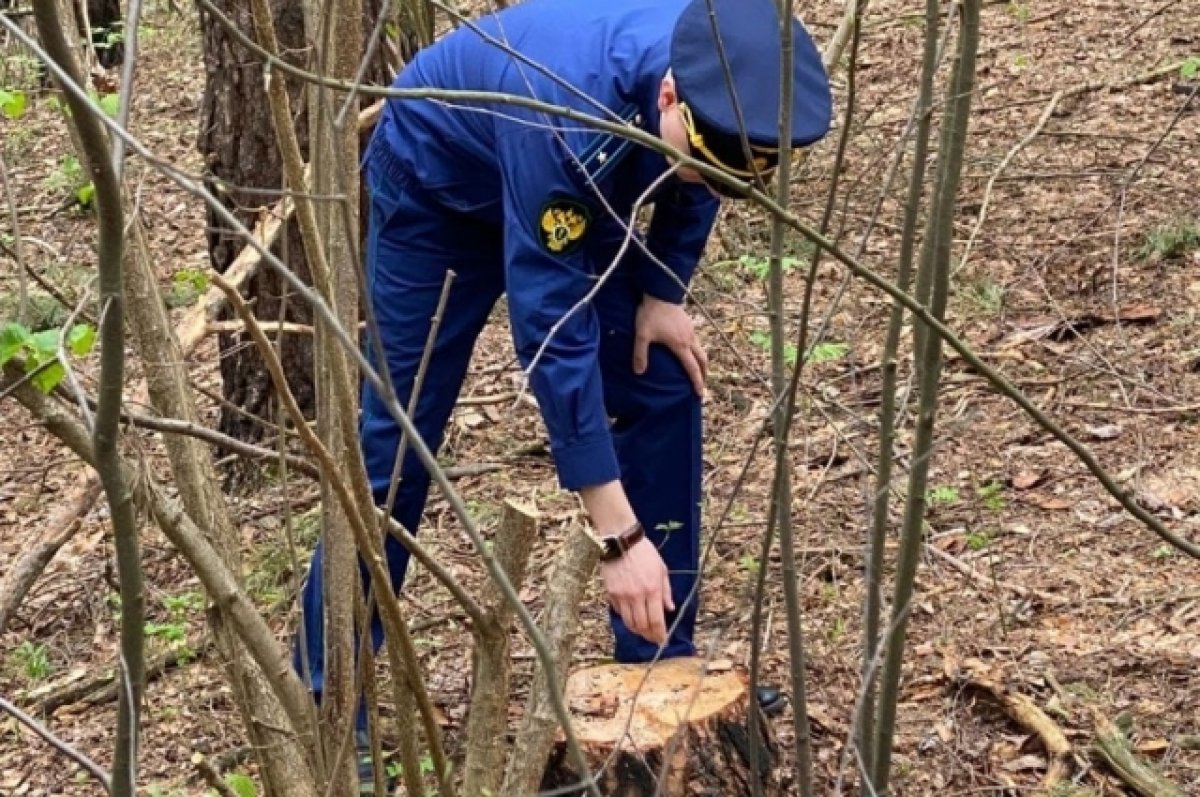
[756, 686, 788, 717]
[355, 732, 396, 795]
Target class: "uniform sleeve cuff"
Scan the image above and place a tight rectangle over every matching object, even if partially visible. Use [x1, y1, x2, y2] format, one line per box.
[638, 266, 687, 305]
[552, 434, 621, 491]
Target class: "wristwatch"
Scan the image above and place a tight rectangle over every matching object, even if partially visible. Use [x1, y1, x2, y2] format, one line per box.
[597, 521, 645, 562]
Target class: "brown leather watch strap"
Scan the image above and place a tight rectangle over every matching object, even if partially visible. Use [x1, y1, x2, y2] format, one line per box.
[599, 521, 645, 562]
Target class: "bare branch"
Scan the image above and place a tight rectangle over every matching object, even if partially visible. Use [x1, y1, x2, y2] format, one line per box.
[0, 147, 28, 324]
[29, 3, 144, 793]
[0, 696, 113, 793]
[871, 2, 981, 788]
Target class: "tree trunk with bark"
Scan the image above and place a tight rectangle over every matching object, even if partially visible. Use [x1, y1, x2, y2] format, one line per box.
[198, 0, 312, 483]
[85, 0, 122, 66]
[198, 0, 392, 484]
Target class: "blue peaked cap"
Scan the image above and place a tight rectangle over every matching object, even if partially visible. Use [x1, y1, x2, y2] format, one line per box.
[670, 0, 833, 164]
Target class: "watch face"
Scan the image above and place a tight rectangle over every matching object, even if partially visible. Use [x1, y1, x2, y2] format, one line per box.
[601, 536, 621, 560]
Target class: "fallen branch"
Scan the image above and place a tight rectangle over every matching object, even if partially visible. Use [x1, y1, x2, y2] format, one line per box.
[443, 462, 505, 479]
[0, 477, 102, 635]
[204, 320, 315, 336]
[1093, 714, 1185, 797]
[960, 674, 1072, 792]
[0, 696, 113, 794]
[31, 638, 216, 714]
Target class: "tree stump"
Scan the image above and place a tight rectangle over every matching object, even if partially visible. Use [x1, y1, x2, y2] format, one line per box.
[539, 657, 781, 796]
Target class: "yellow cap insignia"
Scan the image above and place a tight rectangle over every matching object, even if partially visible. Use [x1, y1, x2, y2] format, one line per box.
[539, 199, 590, 255]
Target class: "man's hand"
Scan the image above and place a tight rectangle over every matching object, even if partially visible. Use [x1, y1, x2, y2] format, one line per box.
[633, 296, 707, 397]
[601, 537, 675, 646]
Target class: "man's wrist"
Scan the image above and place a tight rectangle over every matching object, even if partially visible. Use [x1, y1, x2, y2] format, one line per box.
[597, 521, 645, 562]
[579, 481, 637, 535]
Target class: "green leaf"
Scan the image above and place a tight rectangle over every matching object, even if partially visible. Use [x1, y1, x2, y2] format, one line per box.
[75, 182, 96, 207]
[144, 622, 187, 642]
[966, 531, 991, 551]
[927, 485, 960, 505]
[0, 88, 27, 120]
[738, 255, 770, 280]
[30, 360, 65, 394]
[1181, 57, 1200, 80]
[807, 342, 849, 364]
[29, 329, 61, 360]
[99, 93, 120, 118]
[173, 268, 210, 293]
[750, 330, 798, 365]
[223, 772, 257, 797]
[0, 323, 32, 364]
[66, 324, 96, 357]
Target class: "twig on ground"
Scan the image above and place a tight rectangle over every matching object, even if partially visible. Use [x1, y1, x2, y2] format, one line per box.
[956, 91, 1062, 275]
[1060, 400, 1200, 416]
[924, 543, 1065, 607]
[33, 638, 216, 714]
[0, 696, 113, 793]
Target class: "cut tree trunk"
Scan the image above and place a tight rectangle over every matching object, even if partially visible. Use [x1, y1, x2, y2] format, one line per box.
[540, 657, 781, 796]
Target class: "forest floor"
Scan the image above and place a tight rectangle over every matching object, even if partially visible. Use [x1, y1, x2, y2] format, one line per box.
[1, 0, 1199, 795]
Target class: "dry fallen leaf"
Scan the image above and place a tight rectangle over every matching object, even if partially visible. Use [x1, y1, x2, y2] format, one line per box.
[1026, 493, 1073, 511]
[1002, 754, 1048, 772]
[1012, 470, 1044, 490]
[1087, 424, 1121, 440]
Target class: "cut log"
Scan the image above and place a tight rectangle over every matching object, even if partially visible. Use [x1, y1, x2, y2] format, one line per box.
[540, 657, 781, 796]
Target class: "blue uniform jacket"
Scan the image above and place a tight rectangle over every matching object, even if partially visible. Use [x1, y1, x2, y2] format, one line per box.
[373, 0, 720, 490]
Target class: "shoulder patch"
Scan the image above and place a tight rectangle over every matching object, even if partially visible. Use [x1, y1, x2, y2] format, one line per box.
[539, 198, 591, 255]
[570, 103, 644, 186]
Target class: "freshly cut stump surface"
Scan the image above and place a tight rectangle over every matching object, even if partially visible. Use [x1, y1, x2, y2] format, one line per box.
[539, 657, 780, 796]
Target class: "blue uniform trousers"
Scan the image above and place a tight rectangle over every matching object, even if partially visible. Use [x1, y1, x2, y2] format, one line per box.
[294, 143, 704, 720]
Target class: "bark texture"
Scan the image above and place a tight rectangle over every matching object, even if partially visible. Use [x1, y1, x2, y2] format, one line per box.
[501, 524, 599, 796]
[462, 500, 539, 797]
[198, 0, 391, 476]
[198, 0, 313, 468]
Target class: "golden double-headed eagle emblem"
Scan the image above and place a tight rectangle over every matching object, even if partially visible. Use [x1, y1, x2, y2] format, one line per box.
[539, 199, 590, 254]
